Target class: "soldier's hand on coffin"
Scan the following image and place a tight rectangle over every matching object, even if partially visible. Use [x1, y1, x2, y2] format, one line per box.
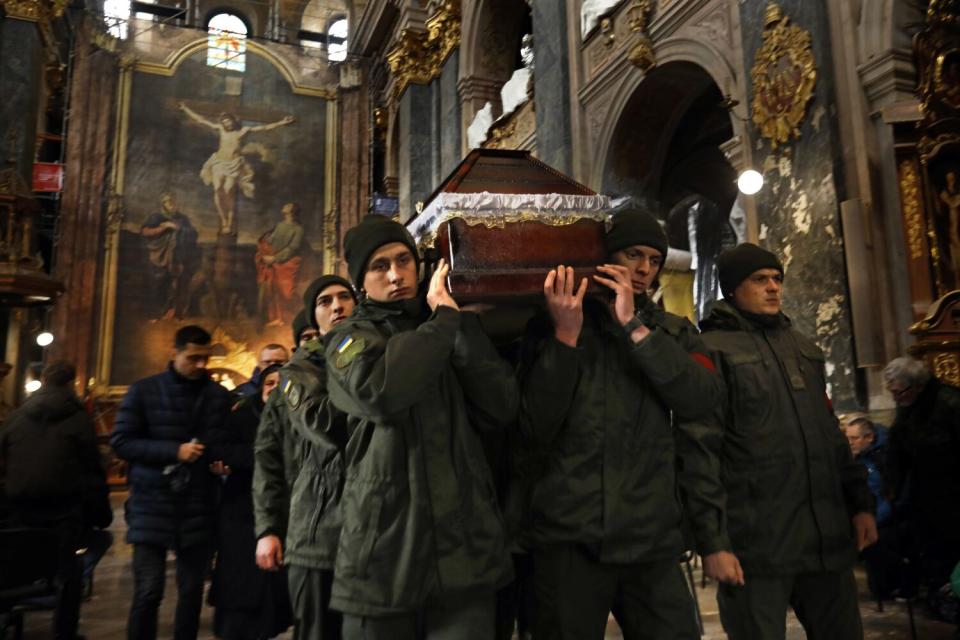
[594, 264, 636, 326]
[545, 265, 587, 348]
[427, 258, 459, 311]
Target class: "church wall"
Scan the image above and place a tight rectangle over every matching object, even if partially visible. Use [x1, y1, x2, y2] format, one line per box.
[532, 1, 573, 175]
[437, 49, 463, 183]
[738, 0, 858, 406]
[398, 82, 434, 221]
[0, 17, 43, 181]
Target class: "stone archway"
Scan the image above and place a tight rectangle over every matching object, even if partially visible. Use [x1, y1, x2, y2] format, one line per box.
[598, 60, 737, 223]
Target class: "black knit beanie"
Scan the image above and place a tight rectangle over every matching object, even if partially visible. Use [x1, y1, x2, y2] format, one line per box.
[604, 208, 669, 258]
[344, 216, 420, 289]
[717, 243, 784, 298]
[291, 309, 311, 344]
[302, 274, 357, 329]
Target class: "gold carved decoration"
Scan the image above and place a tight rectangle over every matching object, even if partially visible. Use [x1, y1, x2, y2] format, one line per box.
[750, 3, 817, 150]
[1, 0, 66, 23]
[934, 352, 960, 387]
[898, 159, 926, 260]
[626, 0, 656, 72]
[484, 101, 535, 150]
[387, 1, 461, 100]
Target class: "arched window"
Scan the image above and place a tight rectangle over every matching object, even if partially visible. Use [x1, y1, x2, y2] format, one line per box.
[327, 17, 347, 62]
[104, 0, 130, 39]
[207, 12, 248, 72]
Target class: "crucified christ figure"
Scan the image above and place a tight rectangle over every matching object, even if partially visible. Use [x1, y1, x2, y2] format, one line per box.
[178, 102, 295, 234]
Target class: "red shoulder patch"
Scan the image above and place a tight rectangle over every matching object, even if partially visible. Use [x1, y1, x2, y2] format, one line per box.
[690, 352, 717, 373]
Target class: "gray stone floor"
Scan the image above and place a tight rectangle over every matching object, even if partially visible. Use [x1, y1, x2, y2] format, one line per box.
[15, 494, 958, 639]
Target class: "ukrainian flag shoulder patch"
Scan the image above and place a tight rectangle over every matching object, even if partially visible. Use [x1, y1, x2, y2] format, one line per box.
[335, 335, 365, 369]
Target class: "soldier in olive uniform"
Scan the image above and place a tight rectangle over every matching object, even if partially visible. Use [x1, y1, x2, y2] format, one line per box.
[324, 216, 518, 640]
[253, 274, 357, 639]
[519, 209, 723, 640]
[679, 243, 877, 640]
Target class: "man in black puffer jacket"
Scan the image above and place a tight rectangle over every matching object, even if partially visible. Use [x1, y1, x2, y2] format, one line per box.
[112, 325, 232, 640]
[2, 360, 110, 640]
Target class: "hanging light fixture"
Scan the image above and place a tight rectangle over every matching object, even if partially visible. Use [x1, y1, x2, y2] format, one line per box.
[737, 169, 764, 195]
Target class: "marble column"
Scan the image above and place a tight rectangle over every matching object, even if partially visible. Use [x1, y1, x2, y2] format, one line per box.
[337, 81, 371, 276]
[0, 9, 43, 182]
[739, 1, 858, 407]
[433, 49, 463, 180]
[531, 1, 572, 174]
[398, 83, 435, 221]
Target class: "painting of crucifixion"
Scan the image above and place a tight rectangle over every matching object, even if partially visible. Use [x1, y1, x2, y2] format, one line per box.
[108, 44, 331, 386]
[178, 102, 295, 234]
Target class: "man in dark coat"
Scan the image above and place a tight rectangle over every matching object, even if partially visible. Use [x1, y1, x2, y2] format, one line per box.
[234, 343, 289, 398]
[1, 360, 111, 640]
[111, 325, 232, 640]
[680, 243, 877, 639]
[883, 356, 960, 598]
[253, 274, 357, 639]
[324, 216, 519, 639]
[519, 208, 723, 639]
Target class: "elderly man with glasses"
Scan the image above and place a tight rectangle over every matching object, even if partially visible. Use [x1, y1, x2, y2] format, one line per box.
[883, 356, 960, 608]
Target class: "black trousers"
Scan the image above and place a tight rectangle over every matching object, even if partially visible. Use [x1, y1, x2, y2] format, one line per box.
[531, 545, 700, 640]
[341, 590, 494, 640]
[11, 505, 83, 640]
[288, 565, 341, 640]
[127, 542, 211, 640]
[717, 569, 863, 640]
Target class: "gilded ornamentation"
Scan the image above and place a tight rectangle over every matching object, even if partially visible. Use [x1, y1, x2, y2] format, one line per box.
[927, 0, 960, 29]
[625, 0, 656, 71]
[750, 2, 817, 150]
[934, 352, 960, 386]
[918, 132, 960, 163]
[916, 0, 960, 120]
[484, 101, 535, 150]
[898, 159, 926, 260]
[626, 0, 655, 33]
[600, 18, 615, 47]
[1, 0, 63, 22]
[628, 37, 656, 73]
[387, 1, 461, 99]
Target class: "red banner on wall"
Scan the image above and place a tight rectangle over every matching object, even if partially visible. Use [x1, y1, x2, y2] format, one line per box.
[33, 162, 64, 192]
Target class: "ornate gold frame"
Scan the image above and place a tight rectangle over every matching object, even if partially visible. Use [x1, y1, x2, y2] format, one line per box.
[93, 43, 338, 399]
[750, 3, 817, 150]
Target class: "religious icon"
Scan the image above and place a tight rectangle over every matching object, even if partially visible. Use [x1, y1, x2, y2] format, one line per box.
[934, 49, 960, 111]
[139, 192, 202, 321]
[939, 169, 960, 285]
[255, 202, 305, 327]
[177, 102, 295, 234]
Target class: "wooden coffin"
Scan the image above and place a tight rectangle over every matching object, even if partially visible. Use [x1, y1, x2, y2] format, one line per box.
[407, 149, 610, 301]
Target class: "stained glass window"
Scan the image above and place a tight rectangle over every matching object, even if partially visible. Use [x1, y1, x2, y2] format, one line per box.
[207, 13, 247, 72]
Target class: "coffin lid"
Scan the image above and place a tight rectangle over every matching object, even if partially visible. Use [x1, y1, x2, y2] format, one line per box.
[408, 149, 610, 248]
[423, 149, 596, 204]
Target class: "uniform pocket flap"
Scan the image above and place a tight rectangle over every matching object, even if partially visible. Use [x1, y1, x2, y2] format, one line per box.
[727, 352, 763, 366]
